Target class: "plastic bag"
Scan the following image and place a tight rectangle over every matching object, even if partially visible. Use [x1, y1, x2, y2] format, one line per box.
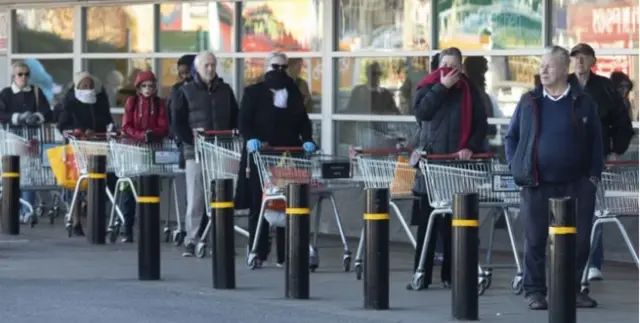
[264, 209, 286, 228]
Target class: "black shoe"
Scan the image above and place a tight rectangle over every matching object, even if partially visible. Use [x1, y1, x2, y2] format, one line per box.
[526, 293, 548, 310]
[73, 225, 85, 237]
[576, 292, 598, 308]
[182, 243, 195, 257]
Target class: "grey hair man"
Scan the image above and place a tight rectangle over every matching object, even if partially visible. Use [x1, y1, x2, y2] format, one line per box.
[171, 50, 239, 257]
[505, 45, 603, 310]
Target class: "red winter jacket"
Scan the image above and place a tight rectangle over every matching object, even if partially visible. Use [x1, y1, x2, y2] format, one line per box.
[121, 71, 169, 141]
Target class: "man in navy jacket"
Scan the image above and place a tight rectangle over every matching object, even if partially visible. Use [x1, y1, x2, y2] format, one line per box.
[505, 46, 604, 310]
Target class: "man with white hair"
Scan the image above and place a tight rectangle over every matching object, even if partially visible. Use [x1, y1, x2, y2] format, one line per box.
[171, 51, 239, 257]
[505, 46, 603, 310]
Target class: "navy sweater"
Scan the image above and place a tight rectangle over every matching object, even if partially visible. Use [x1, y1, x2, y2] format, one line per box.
[536, 95, 583, 183]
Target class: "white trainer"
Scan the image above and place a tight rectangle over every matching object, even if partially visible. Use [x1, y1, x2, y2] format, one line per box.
[587, 267, 603, 281]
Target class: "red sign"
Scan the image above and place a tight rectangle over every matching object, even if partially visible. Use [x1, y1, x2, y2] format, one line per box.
[567, 0, 639, 48]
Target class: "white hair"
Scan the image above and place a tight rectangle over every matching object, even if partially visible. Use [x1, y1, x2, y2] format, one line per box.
[194, 51, 217, 71]
[545, 45, 571, 69]
[265, 52, 288, 72]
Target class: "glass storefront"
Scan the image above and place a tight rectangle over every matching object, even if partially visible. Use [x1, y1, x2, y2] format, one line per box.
[5, 0, 639, 157]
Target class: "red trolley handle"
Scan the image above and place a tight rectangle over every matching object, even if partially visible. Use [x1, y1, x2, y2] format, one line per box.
[605, 160, 639, 166]
[351, 148, 413, 155]
[63, 129, 118, 139]
[424, 153, 496, 160]
[260, 145, 305, 153]
[193, 128, 240, 136]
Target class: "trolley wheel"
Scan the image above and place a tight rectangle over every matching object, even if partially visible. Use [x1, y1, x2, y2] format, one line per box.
[172, 230, 185, 246]
[66, 224, 73, 238]
[29, 215, 37, 228]
[163, 228, 171, 243]
[195, 243, 207, 259]
[246, 253, 258, 270]
[478, 279, 487, 296]
[35, 206, 44, 218]
[411, 273, 425, 291]
[107, 229, 118, 244]
[510, 274, 524, 295]
[484, 271, 493, 290]
[48, 208, 57, 225]
[342, 255, 351, 272]
[354, 262, 363, 280]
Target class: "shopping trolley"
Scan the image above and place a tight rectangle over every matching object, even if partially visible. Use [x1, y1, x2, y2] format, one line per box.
[351, 147, 418, 280]
[193, 129, 247, 258]
[246, 146, 314, 270]
[409, 153, 520, 296]
[107, 136, 182, 244]
[581, 160, 639, 294]
[63, 130, 123, 237]
[0, 125, 65, 227]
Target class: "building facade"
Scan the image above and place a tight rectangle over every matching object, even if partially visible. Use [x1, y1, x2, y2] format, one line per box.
[0, 0, 637, 156]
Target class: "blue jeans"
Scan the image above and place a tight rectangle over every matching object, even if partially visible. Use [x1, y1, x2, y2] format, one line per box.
[21, 191, 36, 216]
[589, 224, 604, 270]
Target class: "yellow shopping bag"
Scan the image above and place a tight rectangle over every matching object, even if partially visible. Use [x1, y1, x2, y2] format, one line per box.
[47, 144, 88, 191]
[390, 156, 416, 195]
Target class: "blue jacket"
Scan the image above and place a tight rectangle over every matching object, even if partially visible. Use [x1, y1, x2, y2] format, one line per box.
[504, 84, 604, 187]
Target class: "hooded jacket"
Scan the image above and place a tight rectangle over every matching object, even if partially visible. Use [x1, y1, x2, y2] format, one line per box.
[121, 71, 169, 141]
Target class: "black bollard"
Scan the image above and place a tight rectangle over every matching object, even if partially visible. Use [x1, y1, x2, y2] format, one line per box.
[451, 192, 479, 321]
[211, 178, 235, 289]
[138, 174, 161, 281]
[548, 197, 577, 323]
[285, 183, 310, 299]
[86, 155, 107, 244]
[1, 155, 20, 235]
[363, 188, 390, 310]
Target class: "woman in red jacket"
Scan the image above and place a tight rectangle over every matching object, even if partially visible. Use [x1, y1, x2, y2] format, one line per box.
[119, 71, 169, 242]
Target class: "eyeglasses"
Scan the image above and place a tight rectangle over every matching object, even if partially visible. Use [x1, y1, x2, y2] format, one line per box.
[140, 83, 156, 89]
[16, 72, 30, 78]
[271, 64, 288, 71]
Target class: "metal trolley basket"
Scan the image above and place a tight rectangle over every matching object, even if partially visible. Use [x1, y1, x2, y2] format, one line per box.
[107, 136, 182, 244]
[581, 160, 639, 293]
[409, 153, 521, 296]
[193, 129, 247, 258]
[0, 125, 65, 226]
[351, 147, 417, 280]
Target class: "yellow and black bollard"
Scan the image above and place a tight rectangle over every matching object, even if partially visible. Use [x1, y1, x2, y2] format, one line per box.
[285, 183, 310, 299]
[1, 155, 20, 235]
[451, 192, 479, 321]
[86, 155, 107, 244]
[548, 197, 577, 323]
[211, 178, 236, 289]
[363, 188, 390, 310]
[138, 174, 161, 281]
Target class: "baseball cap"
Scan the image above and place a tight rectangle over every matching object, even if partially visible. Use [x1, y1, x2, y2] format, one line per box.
[570, 43, 596, 57]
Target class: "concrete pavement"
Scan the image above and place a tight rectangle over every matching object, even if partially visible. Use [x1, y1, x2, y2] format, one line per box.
[0, 224, 637, 323]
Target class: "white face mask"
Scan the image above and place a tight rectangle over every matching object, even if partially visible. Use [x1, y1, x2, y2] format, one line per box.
[75, 89, 97, 104]
[140, 87, 153, 97]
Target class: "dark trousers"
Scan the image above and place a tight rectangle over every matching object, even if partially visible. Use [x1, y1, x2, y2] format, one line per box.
[412, 195, 452, 284]
[248, 159, 285, 263]
[521, 177, 596, 297]
[119, 189, 137, 234]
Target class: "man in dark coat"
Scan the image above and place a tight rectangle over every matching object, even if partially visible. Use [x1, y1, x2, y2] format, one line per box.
[171, 51, 239, 257]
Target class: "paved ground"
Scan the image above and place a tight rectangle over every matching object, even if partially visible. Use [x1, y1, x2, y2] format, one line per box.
[0, 224, 637, 323]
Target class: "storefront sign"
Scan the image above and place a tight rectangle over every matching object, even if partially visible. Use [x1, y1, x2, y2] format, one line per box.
[567, 0, 639, 48]
[0, 11, 8, 53]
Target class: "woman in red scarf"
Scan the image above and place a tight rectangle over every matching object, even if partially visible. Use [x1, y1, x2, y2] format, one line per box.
[409, 47, 488, 290]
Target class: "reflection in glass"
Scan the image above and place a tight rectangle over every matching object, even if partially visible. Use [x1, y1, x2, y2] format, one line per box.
[158, 2, 234, 52]
[241, 0, 322, 52]
[587, 56, 639, 121]
[241, 57, 322, 113]
[85, 5, 154, 53]
[14, 8, 74, 53]
[553, 0, 638, 49]
[84, 59, 153, 107]
[337, 0, 431, 51]
[335, 56, 430, 115]
[311, 120, 321, 146]
[157, 58, 234, 97]
[438, 0, 543, 49]
[335, 121, 416, 156]
[10, 59, 73, 107]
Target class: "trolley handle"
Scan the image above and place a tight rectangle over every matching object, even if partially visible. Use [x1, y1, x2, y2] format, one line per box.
[193, 128, 240, 136]
[423, 153, 495, 160]
[605, 160, 639, 166]
[260, 145, 305, 153]
[62, 129, 118, 139]
[350, 147, 413, 155]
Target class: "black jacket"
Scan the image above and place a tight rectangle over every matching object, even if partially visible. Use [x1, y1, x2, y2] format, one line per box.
[166, 79, 190, 139]
[0, 85, 52, 125]
[412, 82, 488, 154]
[57, 88, 114, 133]
[568, 73, 633, 156]
[171, 75, 239, 160]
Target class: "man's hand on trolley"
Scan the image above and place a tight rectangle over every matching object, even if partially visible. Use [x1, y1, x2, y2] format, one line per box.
[456, 148, 473, 160]
[17, 111, 32, 125]
[302, 142, 316, 153]
[247, 139, 261, 153]
[144, 129, 154, 143]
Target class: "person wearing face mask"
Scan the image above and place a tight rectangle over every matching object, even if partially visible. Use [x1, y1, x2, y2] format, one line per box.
[119, 71, 169, 242]
[236, 52, 315, 268]
[0, 61, 54, 225]
[172, 51, 239, 257]
[57, 71, 115, 236]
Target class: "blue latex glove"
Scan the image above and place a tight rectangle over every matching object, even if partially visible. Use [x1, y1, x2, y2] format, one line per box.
[247, 139, 261, 153]
[302, 142, 316, 152]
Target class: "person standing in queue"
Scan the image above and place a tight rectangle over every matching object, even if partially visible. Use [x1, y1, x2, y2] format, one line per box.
[172, 51, 239, 257]
[236, 52, 315, 268]
[57, 71, 115, 236]
[409, 47, 488, 290]
[505, 46, 602, 310]
[120, 70, 169, 243]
